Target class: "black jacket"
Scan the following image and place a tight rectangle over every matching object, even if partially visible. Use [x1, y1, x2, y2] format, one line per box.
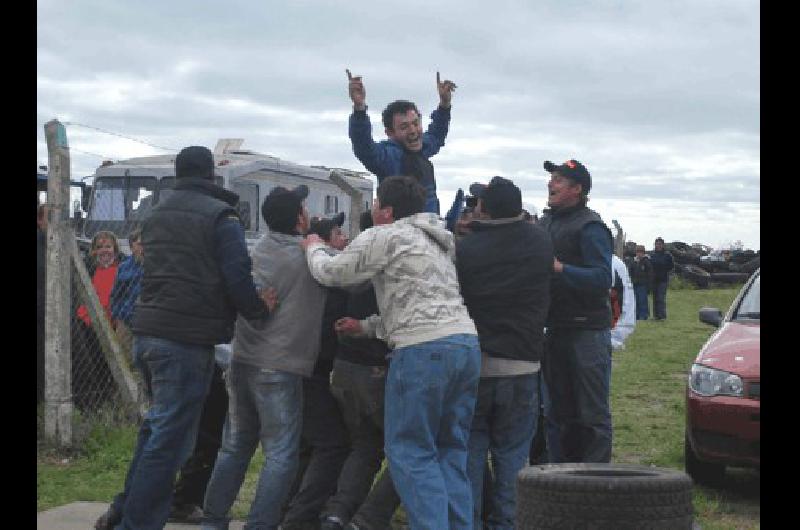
[626, 255, 653, 288]
[337, 285, 390, 367]
[456, 217, 553, 363]
[131, 178, 240, 345]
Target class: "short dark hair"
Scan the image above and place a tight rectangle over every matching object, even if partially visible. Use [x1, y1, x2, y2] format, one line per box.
[261, 186, 308, 234]
[359, 210, 374, 231]
[376, 176, 425, 220]
[382, 100, 420, 130]
[655, 237, 665, 244]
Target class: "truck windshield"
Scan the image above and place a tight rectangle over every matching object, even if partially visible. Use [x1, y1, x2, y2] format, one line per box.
[84, 176, 158, 240]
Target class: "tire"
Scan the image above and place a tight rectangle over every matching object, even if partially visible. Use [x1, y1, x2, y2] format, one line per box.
[517, 463, 694, 529]
[708, 272, 750, 285]
[684, 434, 725, 486]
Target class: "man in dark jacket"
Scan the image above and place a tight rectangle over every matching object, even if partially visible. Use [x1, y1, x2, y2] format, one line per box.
[346, 69, 457, 214]
[102, 145, 276, 530]
[538, 159, 614, 464]
[649, 237, 674, 320]
[456, 176, 553, 528]
[626, 244, 653, 320]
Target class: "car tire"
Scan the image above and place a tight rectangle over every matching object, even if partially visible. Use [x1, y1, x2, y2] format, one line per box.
[684, 433, 725, 486]
[516, 463, 694, 529]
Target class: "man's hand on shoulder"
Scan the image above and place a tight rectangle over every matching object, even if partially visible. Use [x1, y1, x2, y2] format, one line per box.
[259, 286, 278, 313]
[301, 233, 325, 251]
[437, 71, 457, 108]
[346, 69, 367, 111]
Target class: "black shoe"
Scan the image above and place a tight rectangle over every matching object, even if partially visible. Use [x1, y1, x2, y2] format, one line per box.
[320, 515, 345, 530]
[168, 503, 204, 523]
[94, 504, 122, 530]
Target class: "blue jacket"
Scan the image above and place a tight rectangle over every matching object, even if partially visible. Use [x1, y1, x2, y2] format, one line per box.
[110, 255, 143, 325]
[349, 106, 451, 214]
[649, 250, 674, 283]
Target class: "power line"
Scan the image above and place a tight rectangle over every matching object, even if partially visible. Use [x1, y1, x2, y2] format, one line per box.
[62, 122, 179, 152]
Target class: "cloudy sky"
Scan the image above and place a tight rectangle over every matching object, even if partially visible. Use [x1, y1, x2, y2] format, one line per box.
[37, 0, 760, 250]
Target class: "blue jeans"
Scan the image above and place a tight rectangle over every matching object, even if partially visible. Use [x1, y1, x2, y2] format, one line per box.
[652, 281, 668, 319]
[633, 284, 650, 320]
[202, 362, 303, 530]
[115, 335, 215, 530]
[384, 334, 481, 530]
[542, 328, 612, 463]
[467, 374, 539, 530]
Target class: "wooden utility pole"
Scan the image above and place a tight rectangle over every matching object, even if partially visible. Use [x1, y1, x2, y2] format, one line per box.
[44, 120, 73, 446]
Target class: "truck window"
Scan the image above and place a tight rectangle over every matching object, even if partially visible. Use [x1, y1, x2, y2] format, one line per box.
[84, 176, 157, 240]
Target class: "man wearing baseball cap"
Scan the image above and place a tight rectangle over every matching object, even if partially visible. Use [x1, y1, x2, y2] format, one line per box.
[102, 146, 277, 530]
[203, 184, 330, 530]
[538, 159, 614, 464]
[458, 176, 554, 527]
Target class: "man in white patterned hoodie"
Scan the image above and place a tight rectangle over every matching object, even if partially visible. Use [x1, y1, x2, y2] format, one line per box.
[301, 175, 480, 530]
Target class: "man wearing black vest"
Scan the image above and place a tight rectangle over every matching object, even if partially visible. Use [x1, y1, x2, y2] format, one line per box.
[457, 176, 553, 528]
[538, 159, 614, 464]
[346, 69, 457, 214]
[106, 145, 276, 530]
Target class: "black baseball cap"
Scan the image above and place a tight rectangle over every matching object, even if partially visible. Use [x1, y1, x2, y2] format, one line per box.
[309, 212, 345, 240]
[261, 185, 310, 233]
[175, 145, 215, 180]
[469, 176, 522, 219]
[543, 159, 591, 194]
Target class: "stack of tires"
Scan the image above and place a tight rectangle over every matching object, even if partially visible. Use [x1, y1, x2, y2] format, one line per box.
[516, 463, 695, 529]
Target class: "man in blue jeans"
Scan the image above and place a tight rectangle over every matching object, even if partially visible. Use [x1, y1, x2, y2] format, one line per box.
[301, 176, 480, 529]
[457, 176, 553, 528]
[539, 159, 614, 464]
[106, 146, 277, 530]
[202, 185, 329, 530]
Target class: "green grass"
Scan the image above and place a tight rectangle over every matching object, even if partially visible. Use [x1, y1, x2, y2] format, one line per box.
[38, 284, 759, 528]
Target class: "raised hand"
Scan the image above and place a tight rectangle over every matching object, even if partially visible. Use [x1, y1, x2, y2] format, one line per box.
[437, 71, 457, 108]
[346, 69, 367, 111]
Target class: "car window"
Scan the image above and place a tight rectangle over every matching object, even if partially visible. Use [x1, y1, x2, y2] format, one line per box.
[733, 274, 759, 320]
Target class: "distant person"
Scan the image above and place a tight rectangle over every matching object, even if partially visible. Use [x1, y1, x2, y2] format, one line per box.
[100, 145, 277, 530]
[202, 184, 327, 530]
[538, 159, 613, 464]
[109, 227, 144, 356]
[649, 237, 675, 320]
[37, 204, 49, 405]
[346, 69, 457, 214]
[627, 244, 653, 321]
[610, 254, 636, 351]
[73, 230, 125, 410]
[301, 175, 481, 529]
[458, 176, 553, 528]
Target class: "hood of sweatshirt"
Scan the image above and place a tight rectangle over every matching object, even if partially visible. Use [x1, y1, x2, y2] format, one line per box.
[403, 212, 455, 258]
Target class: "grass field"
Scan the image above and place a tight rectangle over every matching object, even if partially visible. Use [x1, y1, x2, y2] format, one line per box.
[37, 284, 759, 528]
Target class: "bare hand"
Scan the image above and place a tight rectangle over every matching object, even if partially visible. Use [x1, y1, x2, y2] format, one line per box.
[334, 317, 363, 336]
[260, 286, 279, 313]
[553, 257, 564, 274]
[346, 69, 366, 110]
[301, 233, 325, 250]
[437, 71, 457, 108]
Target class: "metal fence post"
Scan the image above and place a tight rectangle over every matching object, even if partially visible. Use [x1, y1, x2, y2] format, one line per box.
[44, 119, 73, 446]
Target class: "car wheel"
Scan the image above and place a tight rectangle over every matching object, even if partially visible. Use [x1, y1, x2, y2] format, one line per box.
[516, 463, 694, 529]
[684, 433, 725, 486]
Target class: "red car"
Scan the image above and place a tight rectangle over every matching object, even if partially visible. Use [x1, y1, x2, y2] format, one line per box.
[684, 268, 760, 484]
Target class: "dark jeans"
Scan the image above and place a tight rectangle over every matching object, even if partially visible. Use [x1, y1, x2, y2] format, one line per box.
[467, 374, 539, 530]
[115, 335, 215, 530]
[282, 375, 350, 526]
[349, 467, 402, 530]
[542, 328, 612, 464]
[633, 284, 650, 320]
[106, 362, 228, 521]
[173, 363, 228, 507]
[322, 359, 387, 524]
[652, 280, 668, 319]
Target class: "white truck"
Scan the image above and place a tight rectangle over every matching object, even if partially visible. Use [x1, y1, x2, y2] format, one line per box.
[79, 139, 374, 251]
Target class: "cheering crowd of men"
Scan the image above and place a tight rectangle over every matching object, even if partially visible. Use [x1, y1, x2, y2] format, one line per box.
[90, 71, 629, 530]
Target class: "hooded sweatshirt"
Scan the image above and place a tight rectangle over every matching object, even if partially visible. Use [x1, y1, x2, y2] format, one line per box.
[305, 212, 476, 350]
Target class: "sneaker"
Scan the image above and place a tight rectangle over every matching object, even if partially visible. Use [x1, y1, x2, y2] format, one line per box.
[94, 504, 122, 530]
[168, 503, 204, 524]
[320, 515, 345, 530]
